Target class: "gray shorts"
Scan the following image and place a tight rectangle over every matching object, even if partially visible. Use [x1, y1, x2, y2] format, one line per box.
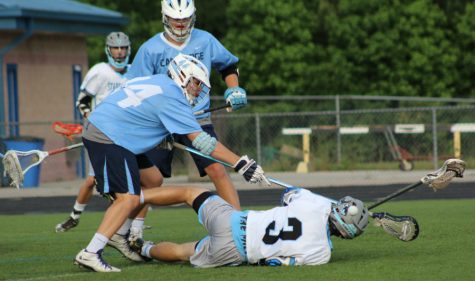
[190, 196, 244, 268]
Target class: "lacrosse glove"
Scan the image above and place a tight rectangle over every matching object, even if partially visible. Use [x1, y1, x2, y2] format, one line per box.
[233, 155, 270, 186]
[224, 86, 247, 111]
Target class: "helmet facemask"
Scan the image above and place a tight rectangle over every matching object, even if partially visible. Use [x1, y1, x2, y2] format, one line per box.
[105, 32, 131, 69]
[161, 0, 196, 43]
[168, 53, 210, 106]
[329, 196, 369, 239]
[163, 14, 196, 43]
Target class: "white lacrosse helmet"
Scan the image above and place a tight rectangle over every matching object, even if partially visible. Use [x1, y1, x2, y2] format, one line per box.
[161, 0, 196, 42]
[329, 196, 369, 239]
[105, 31, 131, 69]
[168, 53, 210, 106]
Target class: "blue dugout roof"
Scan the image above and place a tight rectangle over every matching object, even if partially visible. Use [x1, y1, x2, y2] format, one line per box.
[0, 0, 127, 34]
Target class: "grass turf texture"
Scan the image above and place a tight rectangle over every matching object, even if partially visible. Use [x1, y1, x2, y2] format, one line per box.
[0, 199, 474, 281]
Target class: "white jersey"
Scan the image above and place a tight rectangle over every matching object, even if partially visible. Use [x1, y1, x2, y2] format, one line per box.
[80, 62, 127, 109]
[245, 189, 333, 265]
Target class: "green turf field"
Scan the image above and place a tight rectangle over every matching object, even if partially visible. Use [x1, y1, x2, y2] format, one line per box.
[0, 199, 474, 281]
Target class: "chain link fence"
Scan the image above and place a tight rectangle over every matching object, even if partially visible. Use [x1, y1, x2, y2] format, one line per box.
[1, 96, 474, 184]
[212, 104, 475, 173]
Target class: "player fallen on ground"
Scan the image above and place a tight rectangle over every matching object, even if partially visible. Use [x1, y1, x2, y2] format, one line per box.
[126, 0, 246, 212]
[74, 54, 270, 272]
[131, 186, 369, 267]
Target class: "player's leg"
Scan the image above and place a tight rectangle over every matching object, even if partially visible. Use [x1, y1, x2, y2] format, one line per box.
[175, 125, 241, 210]
[204, 163, 240, 209]
[133, 187, 210, 262]
[127, 154, 164, 241]
[55, 160, 96, 232]
[142, 240, 197, 262]
[74, 139, 143, 272]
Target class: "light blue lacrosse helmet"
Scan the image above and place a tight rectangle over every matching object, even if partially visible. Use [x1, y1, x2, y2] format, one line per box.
[105, 32, 131, 69]
[329, 196, 369, 239]
[167, 53, 210, 106]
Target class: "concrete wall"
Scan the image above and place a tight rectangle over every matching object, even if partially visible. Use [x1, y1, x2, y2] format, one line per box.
[1, 31, 89, 182]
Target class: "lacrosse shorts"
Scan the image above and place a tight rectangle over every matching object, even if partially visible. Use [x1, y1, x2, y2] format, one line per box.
[145, 124, 218, 178]
[83, 138, 141, 196]
[87, 153, 153, 177]
[190, 195, 246, 268]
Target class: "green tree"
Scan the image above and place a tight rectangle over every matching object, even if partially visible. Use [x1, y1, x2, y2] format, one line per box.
[223, 0, 320, 95]
[453, 3, 475, 97]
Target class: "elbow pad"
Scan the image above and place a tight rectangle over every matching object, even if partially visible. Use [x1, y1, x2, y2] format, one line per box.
[192, 132, 217, 155]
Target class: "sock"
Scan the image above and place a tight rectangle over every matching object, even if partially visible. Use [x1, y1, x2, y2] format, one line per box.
[142, 243, 154, 258]
[70, 201, 87, 220]
[85, 233, 108, 253]
[131, 218, 145, 234]
[117, 218, 133, 236]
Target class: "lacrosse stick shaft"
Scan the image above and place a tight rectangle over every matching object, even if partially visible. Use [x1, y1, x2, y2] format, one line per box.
[173, 142, 294, 190]
[47, 142, 84, 156]
[194, 104, 231, 116]
[368, 181, 422, 210]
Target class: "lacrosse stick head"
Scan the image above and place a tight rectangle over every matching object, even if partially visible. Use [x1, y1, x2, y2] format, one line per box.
[421, 159, 465, 191]
[372, 212, 419, 242]
[2, 151, 24, 189]
[52, 122, 83, 141]
[329, 196, 369, 239]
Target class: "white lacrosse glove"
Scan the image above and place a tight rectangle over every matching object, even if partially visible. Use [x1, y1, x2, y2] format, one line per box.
[224, 86, 247, 111]
[233, 155, 271, 186]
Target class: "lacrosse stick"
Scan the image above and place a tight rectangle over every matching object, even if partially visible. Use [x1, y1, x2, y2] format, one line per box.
[368, 159, 466, 210]
[172, 142, 420, 242]
[2, 143, 84, 189]
[52, 121, 83, 140]
[193, 104, 232, 116]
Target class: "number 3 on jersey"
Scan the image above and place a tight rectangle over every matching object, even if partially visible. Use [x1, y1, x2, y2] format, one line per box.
[118, 84, 163, 108]
[262, 218, 302, 245]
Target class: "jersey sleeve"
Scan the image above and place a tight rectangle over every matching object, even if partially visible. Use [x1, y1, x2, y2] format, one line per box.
[209, 34, 239, 72]
[80, 65, 102, 97]
[125, 45, 156, 79]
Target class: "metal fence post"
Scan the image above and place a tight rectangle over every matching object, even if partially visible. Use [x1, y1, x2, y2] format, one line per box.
[255, 113, 261, 164]
[335, 95, 341, 164]
[431, 107, 438, 169]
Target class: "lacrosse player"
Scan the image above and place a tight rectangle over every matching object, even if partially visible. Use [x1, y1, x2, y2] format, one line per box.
[125, 0, 246, 211]
[130, 186, 369, 267]
[74, 54, 270, 272]
[56, 32, 164, 262]
[56, 31, 132, 233]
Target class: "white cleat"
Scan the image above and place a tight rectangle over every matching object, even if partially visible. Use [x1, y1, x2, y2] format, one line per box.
[108, 233, 144, 262]
[74, 249, 121, 272]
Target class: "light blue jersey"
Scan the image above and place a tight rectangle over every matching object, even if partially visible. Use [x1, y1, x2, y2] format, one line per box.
[125, 29, 239, 119]
[88, 75, 202, 154]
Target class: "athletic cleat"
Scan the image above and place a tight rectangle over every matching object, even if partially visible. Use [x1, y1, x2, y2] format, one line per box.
[129, 238, 154, 262]
[55, 217, 79, 232]
[107, 233, 145, 262]
[74, 249, 121, 272]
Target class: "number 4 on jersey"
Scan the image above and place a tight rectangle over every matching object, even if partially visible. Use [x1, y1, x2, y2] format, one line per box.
[118, 84, 163, 108]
